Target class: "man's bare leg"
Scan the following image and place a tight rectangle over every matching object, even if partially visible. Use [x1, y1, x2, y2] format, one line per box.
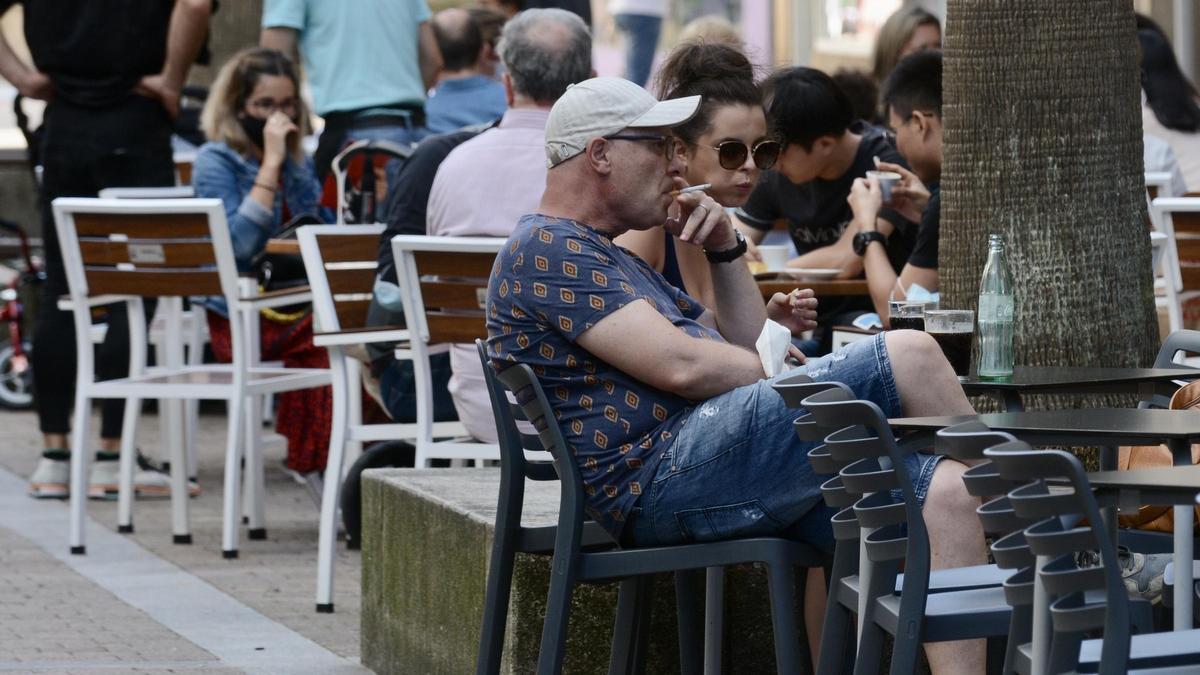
[884, 330, 987, 675]
[804, 566, 825, 669]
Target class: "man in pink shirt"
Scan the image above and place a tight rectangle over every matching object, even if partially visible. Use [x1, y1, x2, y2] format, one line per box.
[425, 7, 593, 441]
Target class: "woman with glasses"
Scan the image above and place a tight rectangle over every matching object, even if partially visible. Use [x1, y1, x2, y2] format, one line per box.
[193, 48, 335, 480]
[616, 41, 798, 319]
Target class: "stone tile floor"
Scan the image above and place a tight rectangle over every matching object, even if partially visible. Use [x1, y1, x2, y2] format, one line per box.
[0, 405, 367, 674]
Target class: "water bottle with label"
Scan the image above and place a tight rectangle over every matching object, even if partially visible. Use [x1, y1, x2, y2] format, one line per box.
[977, 233, 1014, 378]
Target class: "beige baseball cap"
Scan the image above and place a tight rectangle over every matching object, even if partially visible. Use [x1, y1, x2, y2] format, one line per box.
[544, 77, 702, 168]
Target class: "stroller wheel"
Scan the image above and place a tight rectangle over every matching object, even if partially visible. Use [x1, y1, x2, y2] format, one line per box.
[0, 341, 33, 409]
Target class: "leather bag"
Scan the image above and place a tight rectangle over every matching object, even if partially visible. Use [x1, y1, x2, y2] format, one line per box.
[1116, 379, 1200, 533]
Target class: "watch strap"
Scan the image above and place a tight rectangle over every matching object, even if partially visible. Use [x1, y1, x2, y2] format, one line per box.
[704, 229, 748, 264]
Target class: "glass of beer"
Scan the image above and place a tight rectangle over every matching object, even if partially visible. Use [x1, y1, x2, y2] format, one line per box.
[924, 309, 974, 379]
[887, 300, 936, 331]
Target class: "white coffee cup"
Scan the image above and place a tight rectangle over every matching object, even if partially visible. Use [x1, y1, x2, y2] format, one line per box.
[866, 170, 901, 204]
[757, 245, 790, 271]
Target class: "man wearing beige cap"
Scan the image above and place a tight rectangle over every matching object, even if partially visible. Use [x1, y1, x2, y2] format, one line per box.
[485, 76, 986, 673]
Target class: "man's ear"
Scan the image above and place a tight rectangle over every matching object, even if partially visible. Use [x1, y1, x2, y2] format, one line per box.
[502, 72, 515, 107]
[585, 137, 613, 175]
[814, 135, 836, 156]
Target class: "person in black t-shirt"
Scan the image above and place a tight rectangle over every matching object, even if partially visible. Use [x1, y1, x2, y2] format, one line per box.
[847, 51, 943, 325]
[0, 0, 211, 499]
[732, 66, 916, 352]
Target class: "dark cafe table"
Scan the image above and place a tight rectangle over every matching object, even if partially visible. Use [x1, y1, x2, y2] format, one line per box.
[757, 278, 867, 301]
[889, 408, 1200, 630]
[959, 366, 1200, 412]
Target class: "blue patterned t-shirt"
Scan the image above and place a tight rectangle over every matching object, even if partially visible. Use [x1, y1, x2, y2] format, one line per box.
[487, 214, 722, 538]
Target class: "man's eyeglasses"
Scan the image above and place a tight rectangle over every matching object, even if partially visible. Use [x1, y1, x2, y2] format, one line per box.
[604, 133, 684, 162]
[706, 139, 782, 171]
[247, 97, 299, 117]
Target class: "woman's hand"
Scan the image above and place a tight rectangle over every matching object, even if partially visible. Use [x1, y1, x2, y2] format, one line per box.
[766, 288, 818, 336]
[262, 111, 298, 169]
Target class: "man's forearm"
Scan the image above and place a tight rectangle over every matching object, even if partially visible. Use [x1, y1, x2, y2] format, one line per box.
[0, 32, 34, 92]
[862, 243, 896, 319]
[161, 0, 211, 91]
[709, 258, 768, 349]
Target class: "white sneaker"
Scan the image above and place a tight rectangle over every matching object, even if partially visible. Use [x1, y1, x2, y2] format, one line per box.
[88, 457, 201, 500]
[28, 456, 69, 499]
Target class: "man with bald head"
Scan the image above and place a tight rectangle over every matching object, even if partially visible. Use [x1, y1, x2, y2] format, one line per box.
[486, 77, 989, 673]
[424, 7, 507, 134]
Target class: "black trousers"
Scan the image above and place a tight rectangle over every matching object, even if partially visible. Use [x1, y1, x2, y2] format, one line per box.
[34, 96, 174, 438]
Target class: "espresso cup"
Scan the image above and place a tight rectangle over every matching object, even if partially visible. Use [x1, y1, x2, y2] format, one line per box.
[866, 170, 901, 204]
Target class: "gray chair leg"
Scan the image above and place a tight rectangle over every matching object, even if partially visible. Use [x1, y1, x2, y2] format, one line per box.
[609, 577, 645, 675]
[537, 551, 578, 675]
[765, 561, 802, 674]
[705, 566, 725, 675]
[818, 549, 857, 675]
[853, 560, 899, 675]
[1003, 605, 1031, 675]
[476, 526, 519, 674]
[673, 570, 705, 675]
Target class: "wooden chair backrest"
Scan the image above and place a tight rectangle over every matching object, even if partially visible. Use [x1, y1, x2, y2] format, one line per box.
[56, 200, 228, 298]
[1168, 210, 1200, 292]
[392, 236, 503, 346]
[299, 225, 382, 332]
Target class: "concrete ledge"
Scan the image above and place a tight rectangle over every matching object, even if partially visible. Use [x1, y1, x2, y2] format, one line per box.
[361, 468, 810, 674]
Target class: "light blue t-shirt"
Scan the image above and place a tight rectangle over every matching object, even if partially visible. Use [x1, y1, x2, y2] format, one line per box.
[262, 0, 432, 115]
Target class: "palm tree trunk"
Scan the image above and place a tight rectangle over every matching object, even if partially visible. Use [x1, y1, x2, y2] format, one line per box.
[941, 0, 1158, 411]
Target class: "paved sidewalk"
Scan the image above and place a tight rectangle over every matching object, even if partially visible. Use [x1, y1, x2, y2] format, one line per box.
[0, 406, 367, 674]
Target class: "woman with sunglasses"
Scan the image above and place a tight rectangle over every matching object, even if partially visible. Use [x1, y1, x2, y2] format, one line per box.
[617, 41, 812, 333]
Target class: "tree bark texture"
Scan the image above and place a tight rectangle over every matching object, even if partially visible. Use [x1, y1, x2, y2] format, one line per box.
[942, 0, 1159, 411]
[187, 0, 265, 89]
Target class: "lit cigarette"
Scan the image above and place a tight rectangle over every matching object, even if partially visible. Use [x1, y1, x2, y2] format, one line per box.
[670, 183, 711, 197]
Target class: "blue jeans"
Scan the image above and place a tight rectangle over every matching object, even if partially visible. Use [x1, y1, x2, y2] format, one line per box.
[625, 333, 943, 552]
[615, 13, 663, 87]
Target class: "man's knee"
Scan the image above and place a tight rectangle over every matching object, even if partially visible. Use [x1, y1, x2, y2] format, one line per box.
[885, 329, 950, 378]
[922, 459, 977, 517]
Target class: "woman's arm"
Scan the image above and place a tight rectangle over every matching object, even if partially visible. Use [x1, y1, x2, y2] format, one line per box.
[192, 145, 276, 271]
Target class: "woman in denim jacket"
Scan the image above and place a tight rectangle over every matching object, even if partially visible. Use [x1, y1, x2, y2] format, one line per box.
[194, 47, 334, 478]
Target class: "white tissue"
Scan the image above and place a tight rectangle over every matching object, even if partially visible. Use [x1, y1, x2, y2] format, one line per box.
[905, 282, 940, 306]
[756, 319, 798, 378]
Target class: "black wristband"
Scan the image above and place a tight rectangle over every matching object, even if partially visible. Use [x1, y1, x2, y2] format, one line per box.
[704, 228, 748, 264]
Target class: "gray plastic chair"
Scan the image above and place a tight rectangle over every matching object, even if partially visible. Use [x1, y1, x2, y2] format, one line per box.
[492, 356, 829, 674]
[986, 442, 1189, 675]
[801, 387, 1012, 675]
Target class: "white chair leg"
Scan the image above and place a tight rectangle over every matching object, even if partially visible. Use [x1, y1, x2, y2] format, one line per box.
[221, 395, 245, 558]
[317, 352, 351, 613]
[168, 398, 191, 544]
[68, 391, 92, 555]
[242, 393, 267, 539]
[116, 395, 141, 534]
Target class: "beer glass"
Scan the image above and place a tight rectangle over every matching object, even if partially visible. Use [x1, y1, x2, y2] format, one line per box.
[924, 309, 974, 378]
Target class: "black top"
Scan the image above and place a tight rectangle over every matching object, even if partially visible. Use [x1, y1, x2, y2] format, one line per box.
[890, 409, 1200, 446]
[524, 0, 591, 26]
[2, 0, 173, 108]
[959, 366, 1199, 393]
[907, 183, 939, 269]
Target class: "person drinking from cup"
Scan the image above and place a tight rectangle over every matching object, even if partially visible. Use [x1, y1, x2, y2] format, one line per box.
[847, 50, 943, 326]
[732, 67, 918, 354]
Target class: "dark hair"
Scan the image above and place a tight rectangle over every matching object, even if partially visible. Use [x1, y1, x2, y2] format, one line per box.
[498, 8, 591, 104]
[433, 9, 484, 72]
[832, 68, 880, 124]
[1139, 28, 1200, 133]
[654, 41, 760, 144]
[881, 49, 942, 120]
[763, 67, 854, 150]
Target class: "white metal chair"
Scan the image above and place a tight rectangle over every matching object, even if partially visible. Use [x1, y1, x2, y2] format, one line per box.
[1151, 197, 1200, 334]
[391, 234, 504, 467]
[297, 224, 468, 612]
[52, 197, 331, 558]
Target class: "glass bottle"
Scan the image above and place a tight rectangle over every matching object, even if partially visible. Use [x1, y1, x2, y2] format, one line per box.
[977, 234, 1014, 378]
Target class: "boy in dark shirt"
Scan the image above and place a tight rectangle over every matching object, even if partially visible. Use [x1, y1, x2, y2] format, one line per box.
[847, 50, 943, 325]
[732, 67, 915, 351]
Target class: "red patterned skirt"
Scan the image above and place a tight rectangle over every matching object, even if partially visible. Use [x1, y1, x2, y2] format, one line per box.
[206, 310, 332, 474]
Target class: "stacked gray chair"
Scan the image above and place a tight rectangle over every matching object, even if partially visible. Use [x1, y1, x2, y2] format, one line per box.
[801, 387, 1012, 675]
[986, 441, 1200, 674]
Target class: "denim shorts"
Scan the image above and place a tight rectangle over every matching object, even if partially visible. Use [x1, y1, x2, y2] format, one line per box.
[624, 332, 943, 552]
